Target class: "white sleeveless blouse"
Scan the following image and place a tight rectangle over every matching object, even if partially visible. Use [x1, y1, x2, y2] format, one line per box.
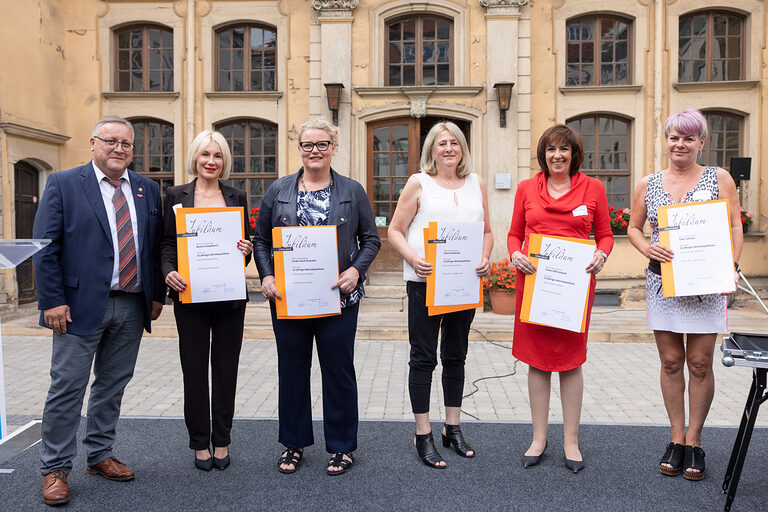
[403, 172, 484, 282]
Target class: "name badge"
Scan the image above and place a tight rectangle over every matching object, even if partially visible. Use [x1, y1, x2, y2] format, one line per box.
[572, 205, 588, 217]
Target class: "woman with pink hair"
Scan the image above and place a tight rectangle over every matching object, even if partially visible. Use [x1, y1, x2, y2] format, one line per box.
[628, 109, 743, 481]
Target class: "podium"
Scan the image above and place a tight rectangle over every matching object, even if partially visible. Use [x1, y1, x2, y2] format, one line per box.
[0, 239, 50, 442]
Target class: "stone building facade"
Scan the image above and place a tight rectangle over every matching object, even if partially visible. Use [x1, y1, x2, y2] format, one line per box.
[0, 0, 765, 310]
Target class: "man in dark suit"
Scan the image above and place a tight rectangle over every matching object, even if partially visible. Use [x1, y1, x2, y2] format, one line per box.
[33, 116, 165, 506]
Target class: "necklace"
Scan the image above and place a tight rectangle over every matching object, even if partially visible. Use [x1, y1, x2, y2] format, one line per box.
[300, 174, 333, 192]
[195, 187, 221, 199]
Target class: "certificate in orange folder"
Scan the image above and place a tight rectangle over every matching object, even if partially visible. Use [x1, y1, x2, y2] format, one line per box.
[423, 221, 484, 316]
[272, 225, 341, 319]
[519, 234, 595, 333]
[176, 207, 247, 304]
[657, 199, 735, 297]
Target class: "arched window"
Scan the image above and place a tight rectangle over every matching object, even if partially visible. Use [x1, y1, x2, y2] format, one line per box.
[216, 24, 277, 91]
[215, 119, 278, 210]
[700, 111, 743, 169]
[679, 11, 744, 82]
[115, 24, 173, 92]
[566, 15, 631, 86]
[386, 15, 452, 86]
[129, 118, 174, 196]
[567, 114, 631, 208]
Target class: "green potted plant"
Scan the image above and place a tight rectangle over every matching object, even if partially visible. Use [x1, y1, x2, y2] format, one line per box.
[482, 259, 517, 315]
[608, 205, 630, 235]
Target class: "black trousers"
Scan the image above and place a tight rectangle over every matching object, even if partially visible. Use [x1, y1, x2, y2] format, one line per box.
[174, 300, 246, 450]
[270, 301, 359, 453]
[407, 281, 475, 414]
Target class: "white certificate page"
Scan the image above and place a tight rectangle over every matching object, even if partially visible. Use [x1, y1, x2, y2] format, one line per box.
[433, 221, 483, 307]
[664, 201, 734, 296]
[280, 226, 340, 316]
[527, 237, 595, 332]
[185, 210, 246, 303]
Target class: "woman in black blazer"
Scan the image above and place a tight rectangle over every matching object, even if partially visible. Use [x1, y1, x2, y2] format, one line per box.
[161, 130, 253, 471]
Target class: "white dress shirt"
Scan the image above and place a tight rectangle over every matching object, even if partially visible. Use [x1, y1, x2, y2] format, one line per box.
[92, 162, 143, 291]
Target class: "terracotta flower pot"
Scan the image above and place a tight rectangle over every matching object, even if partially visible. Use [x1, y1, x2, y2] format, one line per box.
[488, 289, 516, 315]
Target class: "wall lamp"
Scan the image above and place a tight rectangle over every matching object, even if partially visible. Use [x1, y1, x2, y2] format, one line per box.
[493, 82, 514, 128]
[324, 83, 344, 125]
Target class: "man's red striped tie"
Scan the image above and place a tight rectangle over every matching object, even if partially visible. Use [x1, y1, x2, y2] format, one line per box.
[105, 177, 137, 291]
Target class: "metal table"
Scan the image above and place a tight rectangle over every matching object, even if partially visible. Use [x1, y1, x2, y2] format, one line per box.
[720, 332, 768, 512]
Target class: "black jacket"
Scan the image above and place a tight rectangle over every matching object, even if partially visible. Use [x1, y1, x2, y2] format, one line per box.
[252, 168, 381, 285]
[161, 178, 252, 303]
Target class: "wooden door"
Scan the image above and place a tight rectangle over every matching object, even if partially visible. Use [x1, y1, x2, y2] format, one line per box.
[367, 118, 420, 271]
[14, 161, 39, 304]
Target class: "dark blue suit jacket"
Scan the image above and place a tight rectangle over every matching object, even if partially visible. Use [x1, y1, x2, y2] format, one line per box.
[32, 162, 166, 335]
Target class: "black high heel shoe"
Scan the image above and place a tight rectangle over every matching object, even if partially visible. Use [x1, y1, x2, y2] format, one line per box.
[194, 450, 213, 472]
[521, 442, 547, 468]
[441, 424, 475, 457]
[415, 433, 446, 469]
[564, 453, 585, 474]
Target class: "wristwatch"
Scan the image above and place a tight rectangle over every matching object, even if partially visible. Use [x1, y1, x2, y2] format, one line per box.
[596, 249, 608, 262]
[734, 261, 741, 273]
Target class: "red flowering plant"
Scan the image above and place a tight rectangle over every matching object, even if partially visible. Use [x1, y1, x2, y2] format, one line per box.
[482, 259, 516, 294]
[248, 207, 259, 230]
[607, 205, 630, 231]
[740, 207, 753, 227]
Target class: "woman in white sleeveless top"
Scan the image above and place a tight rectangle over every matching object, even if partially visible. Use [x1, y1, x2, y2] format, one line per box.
[388, 121, 493, 469]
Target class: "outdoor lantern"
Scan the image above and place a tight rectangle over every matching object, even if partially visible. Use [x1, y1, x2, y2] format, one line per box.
[324, 83, 344, 126]
[493, 82, 514, 128]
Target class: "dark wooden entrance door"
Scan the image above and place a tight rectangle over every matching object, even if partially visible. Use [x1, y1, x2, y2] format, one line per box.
[366, 116, 471, 272]
[15, 161, 39, 303]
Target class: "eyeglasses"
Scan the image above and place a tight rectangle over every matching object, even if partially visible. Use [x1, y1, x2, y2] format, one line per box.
[298, 140, 332, 152]
[94, 135, 134, 151]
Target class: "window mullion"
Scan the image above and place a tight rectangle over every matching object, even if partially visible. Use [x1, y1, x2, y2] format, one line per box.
[595, 18, 602, 86]
[244, 28, 251, 92]
[416, 18, 423, 85]
[143, 26, 150, 92]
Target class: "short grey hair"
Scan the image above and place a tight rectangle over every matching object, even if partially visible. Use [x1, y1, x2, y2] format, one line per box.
[420, 121, 472, 177]
[186, 130, 233, 180]
[298, 118, 338, 146]
[92, 116, 135, 139]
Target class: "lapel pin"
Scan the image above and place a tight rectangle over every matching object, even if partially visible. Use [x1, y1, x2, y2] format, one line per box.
[137, 194, 144, 198]
[138, 187, 144, 192]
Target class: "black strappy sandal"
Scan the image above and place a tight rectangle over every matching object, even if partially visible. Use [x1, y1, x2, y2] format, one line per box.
[415, 433, 446, 469]
[683, 445, 705, 481]
[659, 442, 684, 476]
[326, 452, 354, 476]
[442, 424, 475, 457]
[278, 448, 303, 474]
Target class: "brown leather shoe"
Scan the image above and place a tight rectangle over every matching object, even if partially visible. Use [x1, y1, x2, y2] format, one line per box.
[42, 470, 69, 506]
[85, 457, 135, 481]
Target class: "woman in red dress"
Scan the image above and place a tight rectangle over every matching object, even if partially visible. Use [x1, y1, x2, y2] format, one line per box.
[507, 124, 613, 473]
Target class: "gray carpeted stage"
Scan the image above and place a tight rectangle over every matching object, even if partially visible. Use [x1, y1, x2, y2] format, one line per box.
[0, 418, 765, 511]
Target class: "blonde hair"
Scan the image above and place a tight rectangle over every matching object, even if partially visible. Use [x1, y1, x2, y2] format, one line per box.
[419, 121, 472, 177]
[186, 130, 232, 180]
[298, 118, 339, 146]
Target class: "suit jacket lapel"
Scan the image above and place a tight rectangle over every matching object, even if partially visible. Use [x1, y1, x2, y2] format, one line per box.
[180, 180, 196, 208]
[128, 171, 148, 249]
[80, 162, 113, 243]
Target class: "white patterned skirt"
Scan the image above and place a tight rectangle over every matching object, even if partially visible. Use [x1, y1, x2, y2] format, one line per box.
[645, 269, 727, 334]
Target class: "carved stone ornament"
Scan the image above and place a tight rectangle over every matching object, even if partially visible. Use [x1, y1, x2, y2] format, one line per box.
[478, 0, 528, 6]
[311, 0, 359, 10]
[409, 97, 427, 118]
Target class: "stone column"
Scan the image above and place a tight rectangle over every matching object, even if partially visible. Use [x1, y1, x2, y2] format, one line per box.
[311, 0, 357, 177]
[480, 0, 530, 260]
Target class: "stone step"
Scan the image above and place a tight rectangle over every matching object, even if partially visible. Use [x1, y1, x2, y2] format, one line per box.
[365, 271, 404, 286]
[363, 284, 406, 298]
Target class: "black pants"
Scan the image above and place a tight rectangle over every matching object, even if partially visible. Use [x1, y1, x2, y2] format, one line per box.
[270, 301, 359, 453]
[174, 300, 246, 450]
[407, 281, 475, 414]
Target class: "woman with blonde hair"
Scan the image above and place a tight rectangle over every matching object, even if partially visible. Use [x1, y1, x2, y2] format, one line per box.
[161, 130, 253, 471]
[253, 118, 380, 476]
[389, 121, 493, 468]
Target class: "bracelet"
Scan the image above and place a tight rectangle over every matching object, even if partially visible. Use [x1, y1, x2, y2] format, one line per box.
[734, 261, 741, 273]
[595, 249, 608, 262]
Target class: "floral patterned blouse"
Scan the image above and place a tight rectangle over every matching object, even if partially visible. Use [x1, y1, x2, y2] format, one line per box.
[297, 179, 364, 308]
